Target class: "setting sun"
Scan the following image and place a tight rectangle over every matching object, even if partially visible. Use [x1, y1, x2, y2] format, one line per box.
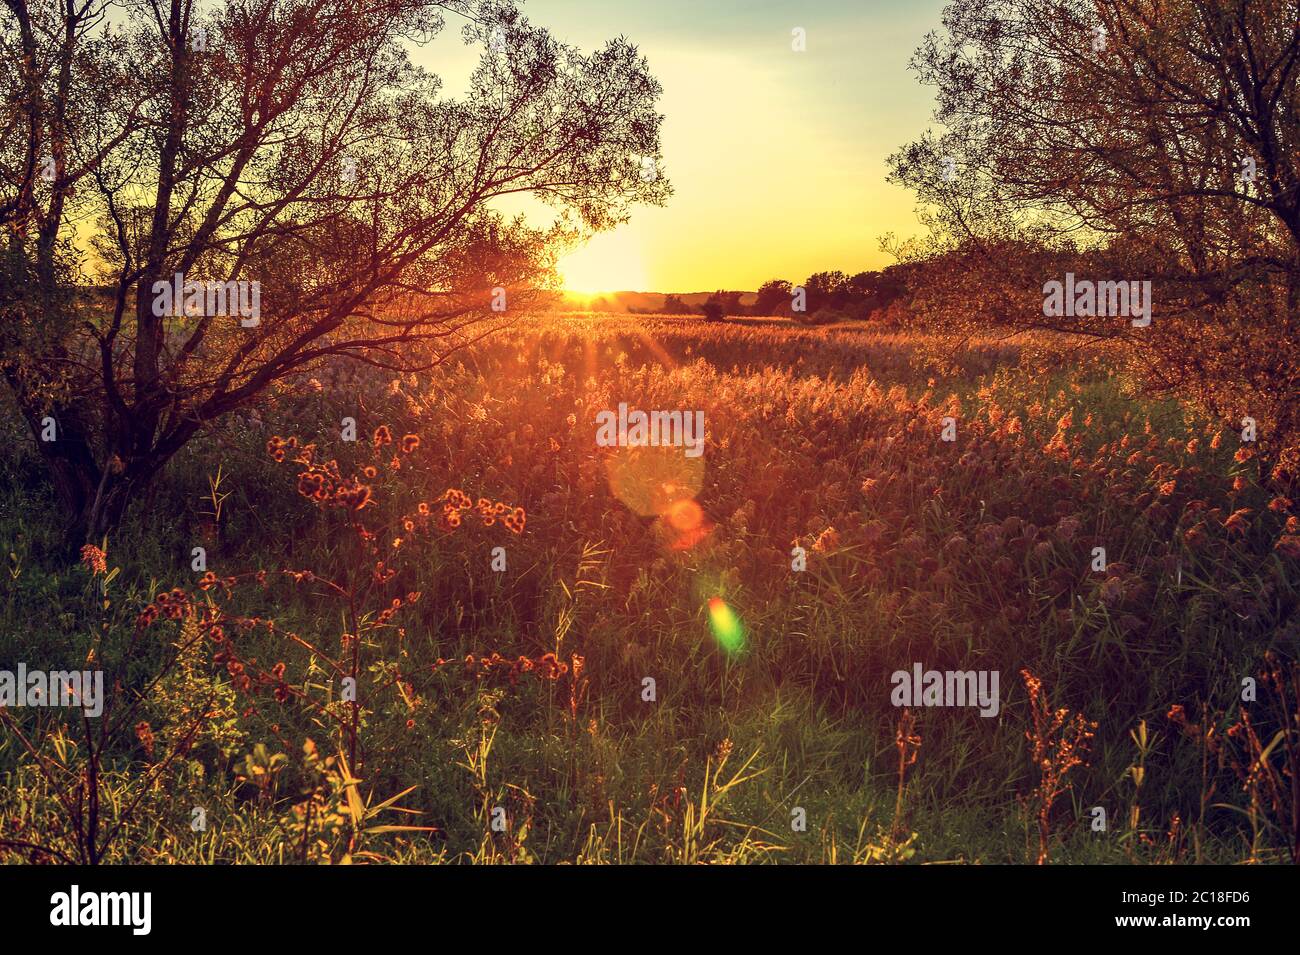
[558, 229, 650, 294]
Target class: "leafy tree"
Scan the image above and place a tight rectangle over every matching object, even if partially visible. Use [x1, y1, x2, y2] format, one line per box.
[803, 270, 848, 312]
[888, 0, 1300, 475]
[0, 0, 668, 535]
[698, 289, 742, 320]
[840, 266, 911, 317]
[753, 278, 791, 315]
[660, 293, 692, 315]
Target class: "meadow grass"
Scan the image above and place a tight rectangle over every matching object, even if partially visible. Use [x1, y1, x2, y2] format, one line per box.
[0, 314, 1295, 864]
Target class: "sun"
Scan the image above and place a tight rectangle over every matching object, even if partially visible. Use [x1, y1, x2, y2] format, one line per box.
[557, 229, 650, 294]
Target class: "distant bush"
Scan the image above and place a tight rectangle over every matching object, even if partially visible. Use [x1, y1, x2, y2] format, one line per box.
[661, 294, 694, 315]
[698, 290, 744, 321]
[794, 307, 846, 326]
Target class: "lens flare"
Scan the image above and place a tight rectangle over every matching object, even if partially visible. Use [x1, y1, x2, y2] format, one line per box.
[667, 498, 703, 532]
[604, 445, 704, 517]
[707, 597, 745, 653]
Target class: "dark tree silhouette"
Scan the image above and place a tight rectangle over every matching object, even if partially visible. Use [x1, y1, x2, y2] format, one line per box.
[889, 0, 1300, 475]
[752, 278, 791, 316]
[698, 289, 742, 320]
[0, 0, 669, 535]
[803, 270, 847, 313]
[660, 293, 692, 315]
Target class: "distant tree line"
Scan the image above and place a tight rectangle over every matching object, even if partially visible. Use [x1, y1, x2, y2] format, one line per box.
[645, 265, 916, 323]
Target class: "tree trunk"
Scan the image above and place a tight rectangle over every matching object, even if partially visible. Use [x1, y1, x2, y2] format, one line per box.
[4, 370, 104, 543]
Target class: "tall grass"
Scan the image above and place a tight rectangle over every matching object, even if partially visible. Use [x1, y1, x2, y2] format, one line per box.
[0, 314, 1295, 863]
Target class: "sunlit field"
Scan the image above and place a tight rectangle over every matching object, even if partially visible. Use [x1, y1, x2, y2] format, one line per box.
[2, 312, 1294, 864]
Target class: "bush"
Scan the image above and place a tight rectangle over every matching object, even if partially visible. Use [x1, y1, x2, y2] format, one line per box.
[699, 300, 725, 322]
[794, 307, 846, 326]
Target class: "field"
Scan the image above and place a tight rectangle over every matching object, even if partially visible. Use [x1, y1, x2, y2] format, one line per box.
[1, 313, 1296, 865]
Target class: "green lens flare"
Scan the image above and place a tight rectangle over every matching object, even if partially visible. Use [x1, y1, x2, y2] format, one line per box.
[707, 597, 745, 653]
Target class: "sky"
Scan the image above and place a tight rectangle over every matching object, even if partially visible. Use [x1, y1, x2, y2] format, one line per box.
[409, 0, 949, 293]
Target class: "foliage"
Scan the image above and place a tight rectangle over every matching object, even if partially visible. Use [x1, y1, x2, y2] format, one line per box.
[1, 314, 1295, 863]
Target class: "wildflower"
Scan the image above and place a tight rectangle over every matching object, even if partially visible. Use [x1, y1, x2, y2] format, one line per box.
[79, 544, 107, 575]
[342, 483, 373, 511]
[1222, 508, 1252, 536]
[811, 526, 840, 553]
[135, 721, 155, 759]
[503, 506, 526, 534]
[442, 489, 473, 509]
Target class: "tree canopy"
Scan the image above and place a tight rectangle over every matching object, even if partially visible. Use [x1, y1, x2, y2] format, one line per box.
[0, 0, 669, 533]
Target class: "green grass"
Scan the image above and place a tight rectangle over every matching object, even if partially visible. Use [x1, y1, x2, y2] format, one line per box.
[0, 316, 1295, 864]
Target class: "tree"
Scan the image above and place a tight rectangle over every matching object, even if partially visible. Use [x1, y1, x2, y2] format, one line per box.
[0, 0, 669, 536]
[888, 0, 1300, 476]
[803, 270, 848, 312]
[698, 289, 742, 320]
[841, 266, 911, 318]
[660, 293, 692, 315]
[752, 278, 791, 316]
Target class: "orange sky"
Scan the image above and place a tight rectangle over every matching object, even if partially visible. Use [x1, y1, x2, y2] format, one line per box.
[412, 0, 947, 293]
